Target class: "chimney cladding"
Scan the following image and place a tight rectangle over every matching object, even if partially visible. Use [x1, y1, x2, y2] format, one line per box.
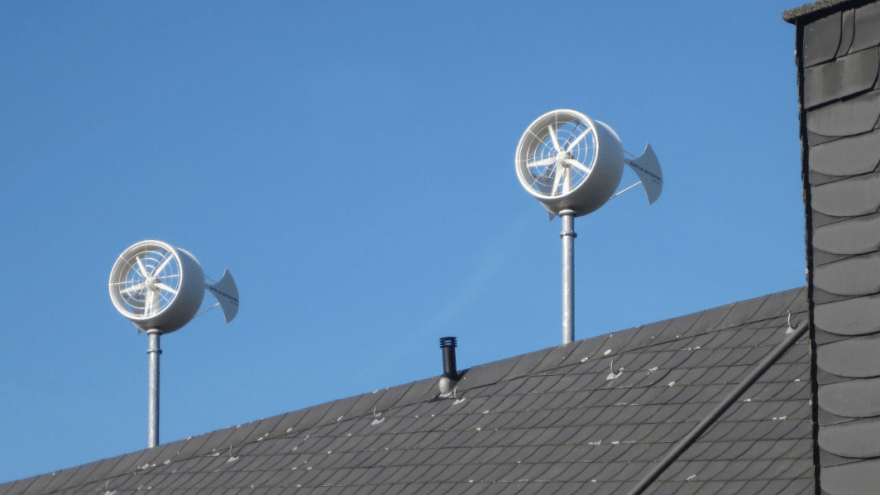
[439, 337, 458, 380]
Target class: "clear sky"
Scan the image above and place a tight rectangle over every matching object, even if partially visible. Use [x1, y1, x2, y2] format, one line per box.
[0, 0, 805, 483]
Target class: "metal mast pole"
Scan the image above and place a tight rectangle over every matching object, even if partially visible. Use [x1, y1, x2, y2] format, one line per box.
[560, 209, 576, 345]
[146, 329, 161, 448]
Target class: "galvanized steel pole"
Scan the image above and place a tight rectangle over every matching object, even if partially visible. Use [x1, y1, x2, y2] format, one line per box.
[560, 210, 576, 345]
[146, 329, 161, 448]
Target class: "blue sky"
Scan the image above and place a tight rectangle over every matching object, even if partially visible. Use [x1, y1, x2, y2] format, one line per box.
[0, 1, 805, 483]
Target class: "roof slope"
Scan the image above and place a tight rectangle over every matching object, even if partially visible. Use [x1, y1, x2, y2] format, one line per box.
[1, 287, 812, 495]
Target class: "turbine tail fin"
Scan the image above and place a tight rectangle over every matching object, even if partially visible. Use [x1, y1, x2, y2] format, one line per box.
[207, 269, 239, 323]
[625, 143, 663, 204]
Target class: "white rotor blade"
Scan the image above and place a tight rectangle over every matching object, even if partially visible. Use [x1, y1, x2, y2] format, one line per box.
[154, 283, 178, 295]
[563, 168, 572, 194]
[565, 158, 589, 173]
[528, 157, 556, 168]
[153, 254, 173, 275]
[552, 166, 563, 196]
[151, 288, 161, 314]
[145, 290, 154, 316]
[548, 126, 563, 152]
[121, 282, 146, 294]
[136, 256, 150, 278]
[565, 129, 591, 152]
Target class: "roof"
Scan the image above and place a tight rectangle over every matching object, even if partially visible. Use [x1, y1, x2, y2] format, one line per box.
[0, 287, 812, 495]
[783, 0, 872, 22]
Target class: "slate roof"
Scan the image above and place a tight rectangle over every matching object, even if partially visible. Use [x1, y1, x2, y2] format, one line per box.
[0, 287, 813, 495]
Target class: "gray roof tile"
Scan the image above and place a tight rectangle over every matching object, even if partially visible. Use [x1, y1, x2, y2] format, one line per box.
[804, 47, 880, 109]
[816, 294, 880, 336]
[811, 130, 880, 181]
[528, 344, 576, 375]
[815, 250, 880, 297]
[655, 312, 703, 343]
[801, 10, 842, 66]
[456, 355, 521, 391]
[716, 295, 769, 330]
[555, 334, 612, 368]
[852, 1, 880, 52]
[808, 89, 880, 138]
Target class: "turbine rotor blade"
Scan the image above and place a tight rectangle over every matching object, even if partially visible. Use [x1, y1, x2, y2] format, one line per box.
[154, 283, 178, 295]
[563, 168, 572, 194]
[153, 254, 173, 275]
[565, 128, 591, 152]
[152, 289, 161, 314]
[528, 157, 556, 168]
[548, 126, 563, 152]
[565, 158, 589, 173]
[552, 166, 562, 196]
[136, 256, 150, 278]
[145, 290, 154, 316]
[121, 283, 146, 295]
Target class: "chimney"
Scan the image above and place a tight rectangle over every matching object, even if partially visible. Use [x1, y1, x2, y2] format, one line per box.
[786, 3, 880, 494]
[439, 337, 458, 380]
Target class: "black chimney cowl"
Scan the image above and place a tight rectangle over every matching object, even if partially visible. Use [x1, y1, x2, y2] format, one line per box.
[440, 337, 458, 380]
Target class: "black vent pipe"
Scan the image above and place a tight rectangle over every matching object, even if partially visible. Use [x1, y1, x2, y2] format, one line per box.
[440, 337, 458, 380]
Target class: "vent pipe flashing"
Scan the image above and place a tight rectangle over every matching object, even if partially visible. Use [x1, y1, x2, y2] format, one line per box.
[440, 337, 458, 379]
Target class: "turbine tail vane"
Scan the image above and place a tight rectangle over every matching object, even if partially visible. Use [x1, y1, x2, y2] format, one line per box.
[207, 269, 240, 323]
[625, 143, 663, 204]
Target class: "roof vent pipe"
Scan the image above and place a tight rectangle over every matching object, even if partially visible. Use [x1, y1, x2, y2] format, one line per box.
[440, 337, 458, 380]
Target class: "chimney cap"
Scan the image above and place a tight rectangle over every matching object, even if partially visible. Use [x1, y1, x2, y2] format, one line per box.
[440, 337, 457, 348]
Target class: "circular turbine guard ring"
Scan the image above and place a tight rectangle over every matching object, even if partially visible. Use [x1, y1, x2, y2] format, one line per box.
[110, 241, 182, 320]
[109, 240, 205, 333]
[515, 109, 625, 216]
[516, 109, 599, 200]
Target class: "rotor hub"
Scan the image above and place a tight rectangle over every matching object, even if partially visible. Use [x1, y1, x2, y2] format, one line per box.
[555, 152, 571, 166]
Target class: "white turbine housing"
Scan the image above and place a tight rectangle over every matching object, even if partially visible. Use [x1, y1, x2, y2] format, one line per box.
[515, 109, 662, 217]
[109, 240, 239, 334]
